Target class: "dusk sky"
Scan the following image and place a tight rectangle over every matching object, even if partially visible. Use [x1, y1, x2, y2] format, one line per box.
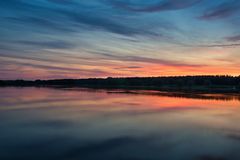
[0, 0, 240, 80]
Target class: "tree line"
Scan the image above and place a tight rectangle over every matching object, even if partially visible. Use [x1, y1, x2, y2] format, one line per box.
[1, 75, 240, 91]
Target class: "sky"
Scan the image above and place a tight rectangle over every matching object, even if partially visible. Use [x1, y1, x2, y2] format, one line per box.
[0, 0, 240, 80]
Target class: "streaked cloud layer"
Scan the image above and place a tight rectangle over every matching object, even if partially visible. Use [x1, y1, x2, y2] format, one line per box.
[0, 0, 239, 79]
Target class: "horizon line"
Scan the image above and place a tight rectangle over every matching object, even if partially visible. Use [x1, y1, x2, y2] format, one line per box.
[1, 75, 240, 81]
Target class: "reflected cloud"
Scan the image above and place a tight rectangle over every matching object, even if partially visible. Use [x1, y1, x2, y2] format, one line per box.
[65, 136, 142, 159]
[227, 134, 240, 141]
[197, 155, 227, 160]
[0, 87, 240, 160]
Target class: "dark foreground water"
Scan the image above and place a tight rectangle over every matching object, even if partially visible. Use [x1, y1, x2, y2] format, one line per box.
[0, 87, 240, 160]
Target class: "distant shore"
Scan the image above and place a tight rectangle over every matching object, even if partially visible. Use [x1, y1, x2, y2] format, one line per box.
[1, 76, 240, 93]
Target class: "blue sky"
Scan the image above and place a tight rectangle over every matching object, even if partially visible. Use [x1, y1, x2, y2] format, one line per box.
[0, 0, 240, 79]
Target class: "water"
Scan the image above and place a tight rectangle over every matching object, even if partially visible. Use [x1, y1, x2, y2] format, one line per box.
[0, 87, 240, 160]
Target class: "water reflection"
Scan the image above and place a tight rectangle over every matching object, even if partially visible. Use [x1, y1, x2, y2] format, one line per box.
[0, 87, 240, 160]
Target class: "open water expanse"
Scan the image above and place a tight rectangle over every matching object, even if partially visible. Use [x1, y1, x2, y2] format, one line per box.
[0, 87, 240, 160]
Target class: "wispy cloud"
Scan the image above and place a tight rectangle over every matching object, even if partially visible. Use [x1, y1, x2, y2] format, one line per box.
[6, 16, 76, 33]
[92, 51, 204, 67]
[17, 40, 75, 49]
[0, 0, 240, 79]
[59, 10, 141, 36]
[47, 0, 76, 5]
[1, 0, 162, 38]
[226, 35, 240, 42]
[199, 0, 240, 20]
[0, 55, 118, 79]
[106, 0, 203, 12]
[192, 43, 240, 48]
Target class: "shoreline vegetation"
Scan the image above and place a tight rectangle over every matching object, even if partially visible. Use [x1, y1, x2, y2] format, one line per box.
[0, 76, 240, 93]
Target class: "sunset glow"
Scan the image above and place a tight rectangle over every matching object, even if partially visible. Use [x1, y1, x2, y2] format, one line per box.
[0, 0, 240, 79]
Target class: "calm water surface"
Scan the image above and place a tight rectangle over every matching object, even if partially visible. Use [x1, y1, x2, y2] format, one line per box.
[0, 87, 240, 160]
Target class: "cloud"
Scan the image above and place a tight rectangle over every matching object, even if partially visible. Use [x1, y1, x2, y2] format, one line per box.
[199, 0, 240, 20]
[17, 40, 75, 49]
[47, 0, 75, 5]
[7, 16, 75, 33]
[92, 51, 204, 67]
[59, 10, 152, 37]
[193, 43, 240, 48]
[55, 5, 171, 38]
[114, 66, 143, 70]
[2, 1, 147, 37]
[0, 0, 33, 9]
[106, 0, 203, 12]
[0, 56, 116, 79]
[226, 35, 240, 42]
[1, 0, 240, 79]
[122, 66, 143, 69]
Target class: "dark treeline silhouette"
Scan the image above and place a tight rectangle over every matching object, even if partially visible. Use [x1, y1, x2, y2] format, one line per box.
[0, 75, 240, 93]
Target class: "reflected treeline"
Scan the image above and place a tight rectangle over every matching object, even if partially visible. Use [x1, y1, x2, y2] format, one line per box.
[106, 90, 240, 101]
[53, 88, 240, 102]
[0, 75, 240, 93]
